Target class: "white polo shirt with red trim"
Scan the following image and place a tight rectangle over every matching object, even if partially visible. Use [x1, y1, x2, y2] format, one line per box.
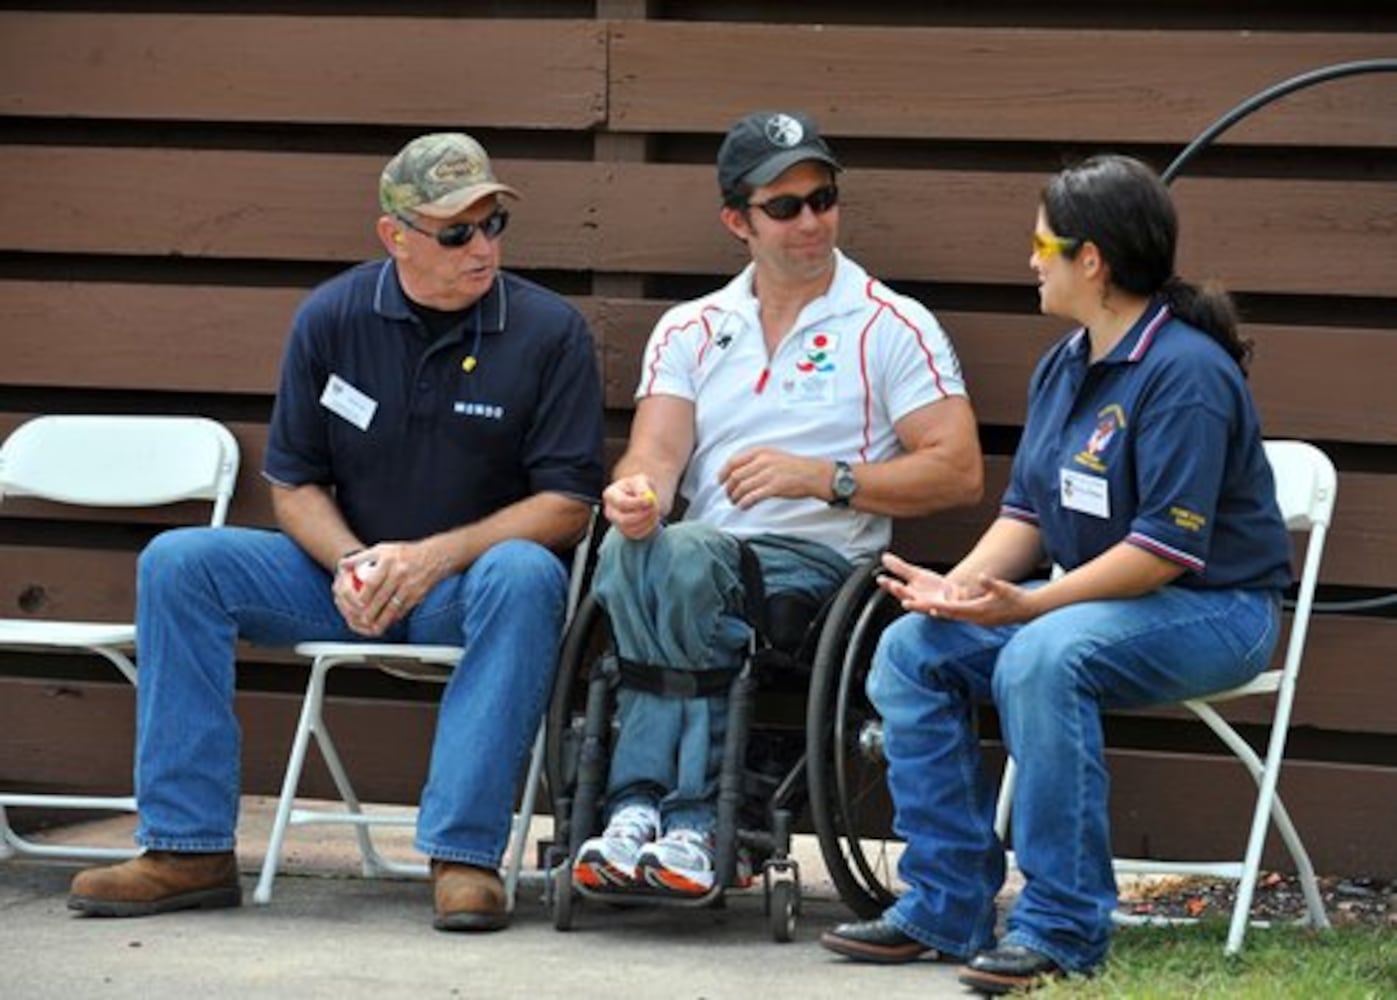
[635, 249, 967, 562]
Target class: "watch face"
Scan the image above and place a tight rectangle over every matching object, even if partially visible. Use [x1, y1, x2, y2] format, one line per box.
[833, 461, 857, 501]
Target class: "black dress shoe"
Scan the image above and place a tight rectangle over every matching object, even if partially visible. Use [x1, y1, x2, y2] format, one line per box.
[958, 944, 1064, 994]
[819, 917, 941, 964]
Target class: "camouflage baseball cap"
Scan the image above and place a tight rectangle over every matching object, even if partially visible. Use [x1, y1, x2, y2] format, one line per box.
[379, 133, 520, 219]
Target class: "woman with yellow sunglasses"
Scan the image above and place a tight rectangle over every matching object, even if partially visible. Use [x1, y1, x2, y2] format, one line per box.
[821, 155, 1290, 994]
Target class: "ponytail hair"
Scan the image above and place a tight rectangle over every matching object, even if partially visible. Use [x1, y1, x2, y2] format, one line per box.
[1161, 275, 1251, 371]
[1043, 155, 1252, 373]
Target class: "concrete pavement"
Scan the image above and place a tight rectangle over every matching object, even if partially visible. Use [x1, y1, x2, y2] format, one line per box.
[1, 798, 978, 1000]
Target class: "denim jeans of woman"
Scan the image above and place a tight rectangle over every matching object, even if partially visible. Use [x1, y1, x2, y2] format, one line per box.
[133, 526, 566, 869]
[868, 585, 1280, 972]
[593, 521, 851, 834]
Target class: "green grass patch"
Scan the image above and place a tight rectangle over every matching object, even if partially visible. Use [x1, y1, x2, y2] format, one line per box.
[1036, 922, 1396, 999]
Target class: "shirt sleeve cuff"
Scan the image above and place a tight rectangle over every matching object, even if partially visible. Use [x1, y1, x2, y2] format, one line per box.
[1000, 504, 1039, 526]
[1126, 531, 1206, 573]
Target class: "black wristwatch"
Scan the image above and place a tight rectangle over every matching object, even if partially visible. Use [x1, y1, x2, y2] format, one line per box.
[829, 460, 858, 508]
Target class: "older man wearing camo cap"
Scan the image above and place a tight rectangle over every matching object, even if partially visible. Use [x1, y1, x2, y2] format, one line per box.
[68, 132, 605, 933]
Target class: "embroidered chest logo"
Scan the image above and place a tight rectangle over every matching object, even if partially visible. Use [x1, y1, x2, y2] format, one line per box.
[780, 331, 838, 406]
[1075, 403, 1126, 473]
[795, 331, 837, 375]
[454, 401, 505, 420]
[709, 311, 737, 351]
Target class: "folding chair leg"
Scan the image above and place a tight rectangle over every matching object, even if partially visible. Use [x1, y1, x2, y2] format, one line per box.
[1226, 760, 1331, 953]
[1280, 816, 1330, 933]
[311, 707, 397, 876]
[253, 661, 328, 905]
[502, 723, 546, 911]
[0, 641, 141, 863]
[1, 806, 17, 861]
[1193, 702, 1331, 953]
[1244, 782, 1329, 933]
[993, 756, 1017, 842]
[0, 797, 140, 862]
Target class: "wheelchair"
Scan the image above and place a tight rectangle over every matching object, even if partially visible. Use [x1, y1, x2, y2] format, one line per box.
[542, 544, 904, 941]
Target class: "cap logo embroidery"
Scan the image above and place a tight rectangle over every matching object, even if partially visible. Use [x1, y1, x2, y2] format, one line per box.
[431, 156, 484, 185]
[765, 114, 804, 148]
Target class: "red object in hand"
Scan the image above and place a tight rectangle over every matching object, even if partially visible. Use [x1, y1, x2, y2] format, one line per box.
[349, 559, 379, 592]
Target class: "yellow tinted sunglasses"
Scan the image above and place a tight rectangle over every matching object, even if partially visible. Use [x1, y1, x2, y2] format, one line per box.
[1031, 232, 1082, 260]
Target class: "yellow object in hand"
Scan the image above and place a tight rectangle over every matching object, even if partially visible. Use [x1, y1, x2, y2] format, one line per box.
[642, 489, 658, 507]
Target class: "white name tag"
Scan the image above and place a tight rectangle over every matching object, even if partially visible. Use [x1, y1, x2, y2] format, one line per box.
[320, 374, 378, 431]
[1061, 468, 1110, 519]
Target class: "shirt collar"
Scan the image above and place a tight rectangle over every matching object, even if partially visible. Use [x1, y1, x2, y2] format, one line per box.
[710, 248, 863, 328]
[1069, 297, 1172, 365]
[371, 260, 508, 334]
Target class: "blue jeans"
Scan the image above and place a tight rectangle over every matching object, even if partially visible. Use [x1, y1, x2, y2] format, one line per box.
[593, 521, 850, 834]
[133, 526, 566, 868]
[868, 585, 1280, 972]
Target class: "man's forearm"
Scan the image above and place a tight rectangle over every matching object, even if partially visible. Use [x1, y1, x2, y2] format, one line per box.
[272, 482, 591, 581]
[612, 447, 687, 513]
[842, 447, 984, 518]
[846, 395, 984, 517]
[420, 491, 593, 579]
[270, 482, 361, 571]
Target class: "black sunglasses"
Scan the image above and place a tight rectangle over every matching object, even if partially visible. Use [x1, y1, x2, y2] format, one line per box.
[745, 184, 839, 221]
[396, 207, 510, 248]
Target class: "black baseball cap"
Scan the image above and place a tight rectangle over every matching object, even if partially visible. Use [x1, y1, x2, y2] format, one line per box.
[717, 110, 842, 200]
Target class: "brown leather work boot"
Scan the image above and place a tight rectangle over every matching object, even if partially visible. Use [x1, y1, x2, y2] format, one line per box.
[68, 850, 241, 917]
[431, 860, 507, 932]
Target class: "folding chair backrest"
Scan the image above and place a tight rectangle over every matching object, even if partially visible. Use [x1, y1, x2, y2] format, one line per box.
[1, 415, 239, 863]
[1262, 440, 1337, 689]
[0, 415, 240, 526]
[1263, 439, 1337, 533]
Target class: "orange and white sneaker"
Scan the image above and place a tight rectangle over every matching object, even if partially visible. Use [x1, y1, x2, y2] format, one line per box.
[572, 803, 659, 892]
[636, 829, 716, 896]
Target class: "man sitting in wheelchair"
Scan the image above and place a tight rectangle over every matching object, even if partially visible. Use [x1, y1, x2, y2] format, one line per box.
[571, 109, 983, 896]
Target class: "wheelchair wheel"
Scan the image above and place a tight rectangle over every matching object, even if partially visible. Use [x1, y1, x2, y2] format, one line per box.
[768, 879, 797, 943]
[551, 859, 575, 931]
[806, 562, 901, 918]
[545, 590, 607, 811]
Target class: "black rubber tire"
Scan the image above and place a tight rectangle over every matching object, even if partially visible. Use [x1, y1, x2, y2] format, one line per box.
[769, 880, 797, 943]
[551, 859, 575, 931]
[806, 561, 901, 918]
[545, 591, 606, 812]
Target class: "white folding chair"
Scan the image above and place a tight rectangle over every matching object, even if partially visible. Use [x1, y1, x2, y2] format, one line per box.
[994, 439, 1337, 955]
[0, 415, 240, 861]
[253, 510, 599, 907]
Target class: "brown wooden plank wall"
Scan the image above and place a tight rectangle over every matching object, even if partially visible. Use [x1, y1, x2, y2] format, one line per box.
[1, 4, 1394, 875]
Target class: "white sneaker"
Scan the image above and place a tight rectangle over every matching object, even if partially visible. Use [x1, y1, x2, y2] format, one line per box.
[572, 803, 659, 891]
[636, 828, 716, 896]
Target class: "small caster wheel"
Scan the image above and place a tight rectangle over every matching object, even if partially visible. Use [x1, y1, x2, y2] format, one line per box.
[769, 880, 797, 942]
[552, 861, 575, 931]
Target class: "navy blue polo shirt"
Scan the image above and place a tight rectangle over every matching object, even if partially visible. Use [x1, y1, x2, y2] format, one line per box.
[1001, 299, 1290, 591]
[263, 260, 604, 545]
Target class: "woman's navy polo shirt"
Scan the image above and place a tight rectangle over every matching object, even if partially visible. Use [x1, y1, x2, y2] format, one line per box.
[263, 260, 605, 545]
[1001, 300, 1290, 591]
